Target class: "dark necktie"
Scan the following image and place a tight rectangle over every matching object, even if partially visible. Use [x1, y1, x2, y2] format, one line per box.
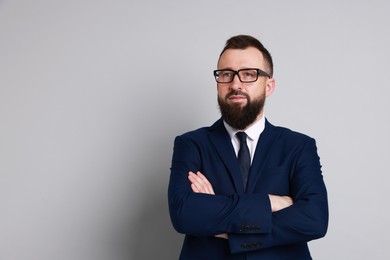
[236, 132, 250, 191]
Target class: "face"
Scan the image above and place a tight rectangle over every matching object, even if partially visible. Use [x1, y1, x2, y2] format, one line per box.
[217, 47, 275, 129]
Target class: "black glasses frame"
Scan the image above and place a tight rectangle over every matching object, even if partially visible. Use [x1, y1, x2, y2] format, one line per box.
[213, 68, 271, 83]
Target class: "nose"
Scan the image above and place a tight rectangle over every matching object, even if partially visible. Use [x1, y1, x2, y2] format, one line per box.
[229, 73, 243, 90]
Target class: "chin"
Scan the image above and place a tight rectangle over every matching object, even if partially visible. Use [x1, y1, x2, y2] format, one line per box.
[229, 101, 247, 108]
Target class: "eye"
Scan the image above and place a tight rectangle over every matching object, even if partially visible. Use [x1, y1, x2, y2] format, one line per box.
[239, 70, 257, 80]
[218, 71, 233, 78]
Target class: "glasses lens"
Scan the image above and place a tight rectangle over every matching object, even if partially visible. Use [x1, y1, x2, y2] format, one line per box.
[215, 70, 234, 83]
[238, 69, 258, 82]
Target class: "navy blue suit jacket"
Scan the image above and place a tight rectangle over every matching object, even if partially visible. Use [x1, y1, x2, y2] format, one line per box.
[168, 119, 328, 260]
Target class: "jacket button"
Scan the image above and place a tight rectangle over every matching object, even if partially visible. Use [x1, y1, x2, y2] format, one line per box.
[240, 244, 251, 249]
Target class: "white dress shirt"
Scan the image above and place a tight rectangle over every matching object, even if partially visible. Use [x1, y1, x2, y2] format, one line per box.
[223, 116, 266, 164]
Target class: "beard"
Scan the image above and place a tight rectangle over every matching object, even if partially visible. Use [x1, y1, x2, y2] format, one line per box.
[218, 90, 265, 130]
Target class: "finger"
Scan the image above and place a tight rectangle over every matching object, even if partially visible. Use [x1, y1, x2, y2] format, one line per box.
[196, 172, 215, 194]
[284, 196, 293, 206]
[188, 173, 206, 193]
[194, 172, 210, 193]
[188, 172, 202, 185]
[214, 233, 228, 239]
[188, 171, 215, 195]
[191, 183, 200, 193]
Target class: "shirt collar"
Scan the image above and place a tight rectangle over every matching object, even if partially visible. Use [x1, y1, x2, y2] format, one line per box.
[223, 115, 266, 141]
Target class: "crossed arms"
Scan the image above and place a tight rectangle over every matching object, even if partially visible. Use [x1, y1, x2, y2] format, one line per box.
[168, 134, 328, 253]
[188, 171, 293, 239]
[189, 171, 293, 213]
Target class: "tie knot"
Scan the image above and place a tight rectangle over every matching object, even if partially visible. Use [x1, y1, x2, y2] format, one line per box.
[236, 132, 247, 144]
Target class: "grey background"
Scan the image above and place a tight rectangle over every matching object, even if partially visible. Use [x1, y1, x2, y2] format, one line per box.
[1, 0, 389, 259]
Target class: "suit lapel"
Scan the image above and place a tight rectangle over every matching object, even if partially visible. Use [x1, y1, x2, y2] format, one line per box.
[246, 120, 281, 193]
[209, 119, 245, 193]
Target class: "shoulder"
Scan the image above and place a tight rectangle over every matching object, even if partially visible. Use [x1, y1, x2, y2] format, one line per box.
[264, 121, 319, 159]
[275, 125, 313, 141]
[266, 120, 316, 145]
[177, 119, 224, 140]
[178, 126, 210, 141]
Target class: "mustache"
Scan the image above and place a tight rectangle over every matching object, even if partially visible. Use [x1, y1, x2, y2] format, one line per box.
[226, 90, 250, 99]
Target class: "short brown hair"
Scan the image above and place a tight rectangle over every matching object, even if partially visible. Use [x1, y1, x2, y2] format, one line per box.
[219, 35, 273, 77]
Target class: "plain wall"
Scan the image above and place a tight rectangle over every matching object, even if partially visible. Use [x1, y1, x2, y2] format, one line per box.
[1, 1, 389, 259]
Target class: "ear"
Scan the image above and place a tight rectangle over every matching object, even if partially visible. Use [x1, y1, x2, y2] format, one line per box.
[265, 78, 275, 97]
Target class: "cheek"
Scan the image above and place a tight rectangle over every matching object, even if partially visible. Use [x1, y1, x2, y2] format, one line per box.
[254, 83, 268, 97]
[217, 86, 228, 97]
[250, 88, 265, 99]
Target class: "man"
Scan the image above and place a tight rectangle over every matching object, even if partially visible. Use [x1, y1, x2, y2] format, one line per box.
[168, 35, 328, 259]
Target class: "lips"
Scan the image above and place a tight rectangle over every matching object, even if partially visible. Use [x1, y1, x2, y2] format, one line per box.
[226, 90, 249, 103]
[228, 95, 247, 101]
[226, 90, 249, 98]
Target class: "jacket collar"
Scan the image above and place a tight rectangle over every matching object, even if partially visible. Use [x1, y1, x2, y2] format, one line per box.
[208, 118, 279, 193]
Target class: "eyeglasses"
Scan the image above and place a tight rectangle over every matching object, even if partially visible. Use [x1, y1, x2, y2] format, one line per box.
[213, 68, 271, 83]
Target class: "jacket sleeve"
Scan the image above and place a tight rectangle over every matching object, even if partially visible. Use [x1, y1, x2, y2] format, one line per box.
[168, 135, 273, 237]
[168, 134, 328, 254]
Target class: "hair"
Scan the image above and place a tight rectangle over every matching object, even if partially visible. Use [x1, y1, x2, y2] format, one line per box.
[219, 35, 274, 77]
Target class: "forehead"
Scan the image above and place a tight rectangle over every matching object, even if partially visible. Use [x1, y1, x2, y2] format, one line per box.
[218, 47, 265, 69]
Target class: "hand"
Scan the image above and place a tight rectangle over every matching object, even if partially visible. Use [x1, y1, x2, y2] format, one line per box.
[188, 171, 228, 239]
[214, 233, 228, 239]
[268, 194, 293, 212]
[188, 171, 215, 195]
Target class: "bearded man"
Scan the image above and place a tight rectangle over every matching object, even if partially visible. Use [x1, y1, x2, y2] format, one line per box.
[168, 35, 328, 260]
